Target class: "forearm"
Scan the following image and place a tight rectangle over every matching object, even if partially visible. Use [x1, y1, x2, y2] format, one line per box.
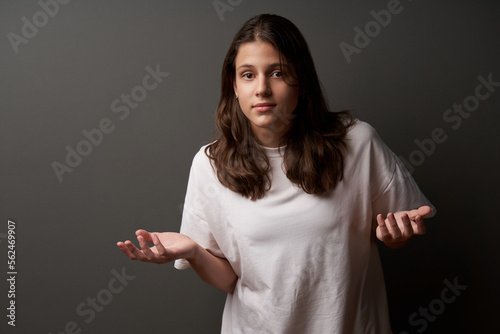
[187, 244, 238, 293]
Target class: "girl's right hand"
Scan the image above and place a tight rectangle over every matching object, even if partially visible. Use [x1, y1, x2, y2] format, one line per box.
[117, 229, 198, 264]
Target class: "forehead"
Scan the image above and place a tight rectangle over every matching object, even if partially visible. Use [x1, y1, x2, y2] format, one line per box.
[235, 41, 281, 67]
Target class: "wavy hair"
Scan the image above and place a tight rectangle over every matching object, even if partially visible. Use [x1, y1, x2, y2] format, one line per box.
[206, 14, 354, 200]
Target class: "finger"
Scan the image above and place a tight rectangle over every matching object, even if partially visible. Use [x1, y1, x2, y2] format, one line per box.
[413, 215, 426, 235]
[117, 241, 138, 260]
[124, 240, 149, 261]
[136, 229, 154, 243]
[400, 213, 413, 239]
[376, 214, 390, 241]
[387, 213, 401, 239]
[151, 233, 169, 257]
[137, 235, 155, 260]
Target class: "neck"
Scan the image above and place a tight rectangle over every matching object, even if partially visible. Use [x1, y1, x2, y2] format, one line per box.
[254, 127, 289, 148]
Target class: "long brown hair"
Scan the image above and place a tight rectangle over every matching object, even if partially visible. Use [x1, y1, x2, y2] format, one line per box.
[206, 14, 354, 200]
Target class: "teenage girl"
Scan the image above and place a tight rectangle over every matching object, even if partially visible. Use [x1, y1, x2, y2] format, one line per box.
[117, 14, 435, 333]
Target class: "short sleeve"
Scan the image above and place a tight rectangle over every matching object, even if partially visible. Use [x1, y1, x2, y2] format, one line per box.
[174, 206, 224, 270]
[174, 147, 225, 270]
[369, 129, 436, 219]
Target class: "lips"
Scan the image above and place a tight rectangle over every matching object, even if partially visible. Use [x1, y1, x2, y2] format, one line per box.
[253, 103, 276, 112]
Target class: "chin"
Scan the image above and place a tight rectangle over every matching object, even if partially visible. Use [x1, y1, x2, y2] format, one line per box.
[252, 120, 274, 129]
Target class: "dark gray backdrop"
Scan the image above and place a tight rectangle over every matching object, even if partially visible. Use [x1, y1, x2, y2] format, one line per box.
[1, 0, 499, 333]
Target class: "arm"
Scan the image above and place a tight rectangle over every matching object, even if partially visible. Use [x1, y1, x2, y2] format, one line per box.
[375, 205, 432, 248]
[117, 230, 237, 293]
[187, 243, 237, 294]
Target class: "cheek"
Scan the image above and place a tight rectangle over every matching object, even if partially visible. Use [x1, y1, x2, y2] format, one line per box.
[235, 83, 251, 101]
[238, 95, 251, 110]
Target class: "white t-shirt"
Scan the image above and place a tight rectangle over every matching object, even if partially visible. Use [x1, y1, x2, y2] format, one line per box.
[174, 120, 435, 334]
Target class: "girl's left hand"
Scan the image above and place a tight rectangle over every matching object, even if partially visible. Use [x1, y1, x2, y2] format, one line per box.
[375, 205, 432, 248]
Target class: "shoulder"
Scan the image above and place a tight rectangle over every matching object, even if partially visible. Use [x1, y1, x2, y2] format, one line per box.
[188, 142, 218, 181]
[344, 119, 386, 152]
[346, 119, 379, 142]
[192, 143, 212, 165]
[343, 120, 401, 197]
[343, 120, 397, 174]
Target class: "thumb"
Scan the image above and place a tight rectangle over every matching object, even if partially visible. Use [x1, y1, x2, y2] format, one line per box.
[416, 205, 432, 217]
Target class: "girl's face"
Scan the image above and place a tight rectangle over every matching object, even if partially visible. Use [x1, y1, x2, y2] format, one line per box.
[233, 40, 299, 147]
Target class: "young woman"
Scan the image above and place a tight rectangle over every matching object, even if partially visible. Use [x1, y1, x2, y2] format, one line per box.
[117, 14, 435, 333]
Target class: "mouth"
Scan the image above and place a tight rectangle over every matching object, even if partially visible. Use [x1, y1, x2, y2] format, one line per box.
[253, 103, 276, 112]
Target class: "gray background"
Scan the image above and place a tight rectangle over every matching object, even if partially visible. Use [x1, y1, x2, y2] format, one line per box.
[1, 0, 499, 333]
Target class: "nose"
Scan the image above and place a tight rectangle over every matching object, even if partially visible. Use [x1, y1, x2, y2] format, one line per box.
[256, 76, 271, 97]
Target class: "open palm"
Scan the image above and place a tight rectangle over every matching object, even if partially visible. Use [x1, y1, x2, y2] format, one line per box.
[376, 205, 432, 248]
[117, 230, 197, 264]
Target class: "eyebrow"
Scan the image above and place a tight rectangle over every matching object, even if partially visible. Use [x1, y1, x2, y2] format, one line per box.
[236, 63, 285, 71]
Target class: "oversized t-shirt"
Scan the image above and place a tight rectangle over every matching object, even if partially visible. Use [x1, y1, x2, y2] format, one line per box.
[174, 120, 435, 334]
